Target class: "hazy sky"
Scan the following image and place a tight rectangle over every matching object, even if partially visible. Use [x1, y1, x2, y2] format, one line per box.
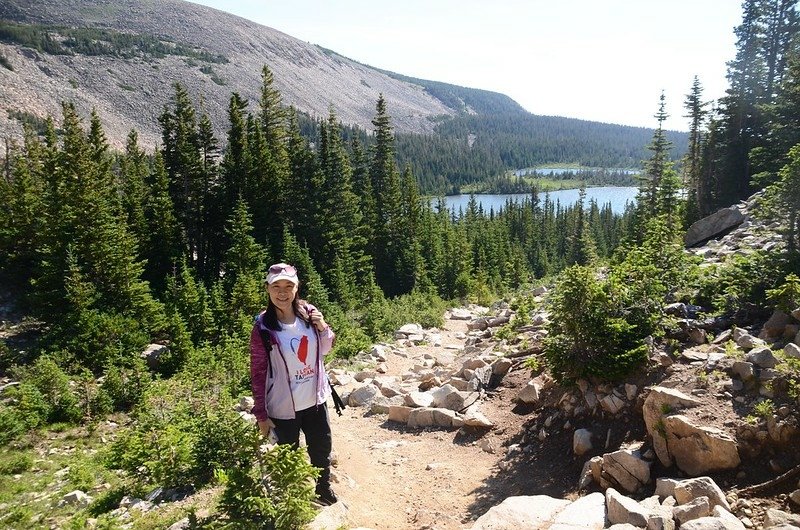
[186, 0, 743, 132]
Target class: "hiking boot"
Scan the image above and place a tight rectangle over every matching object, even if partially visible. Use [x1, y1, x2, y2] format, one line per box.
[315, 484, 338, 506]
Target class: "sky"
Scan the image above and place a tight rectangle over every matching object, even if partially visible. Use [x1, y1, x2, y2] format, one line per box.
[186, 0, 743, 132]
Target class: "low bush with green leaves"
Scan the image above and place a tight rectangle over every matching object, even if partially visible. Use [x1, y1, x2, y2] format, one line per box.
[216, 441, 319, 530]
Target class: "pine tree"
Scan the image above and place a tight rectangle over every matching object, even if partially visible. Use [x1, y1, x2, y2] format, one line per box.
[637, 92, 673, 223]
[142, 152, 184, 291]
[34, 103, 164, 371]
[682, 77, 709, 223]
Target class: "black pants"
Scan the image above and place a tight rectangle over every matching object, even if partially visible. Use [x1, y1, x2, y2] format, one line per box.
[271, 404, 332, 486]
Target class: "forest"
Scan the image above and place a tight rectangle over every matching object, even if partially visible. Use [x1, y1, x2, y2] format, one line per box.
[1, 0, 800, 527]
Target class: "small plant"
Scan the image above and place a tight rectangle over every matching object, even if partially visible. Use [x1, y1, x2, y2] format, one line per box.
[766, 273, 800, 312]
[522, 356, 540, 372]
[69, 77, 78, 88]
[654, 418, 667, 438]
[660, 403, 673, 415]
[753, 399, 775, 419]
[0, 451, 34, 474]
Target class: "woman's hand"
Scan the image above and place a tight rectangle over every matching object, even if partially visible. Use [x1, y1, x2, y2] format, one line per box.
[258, 418, 275, 437]
[308, 308, 328, 331]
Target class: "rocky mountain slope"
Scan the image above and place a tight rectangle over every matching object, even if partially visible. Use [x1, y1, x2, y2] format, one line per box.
[0, 0, 518, 150]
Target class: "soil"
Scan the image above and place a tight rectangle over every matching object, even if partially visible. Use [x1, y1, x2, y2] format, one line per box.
[324, 317, 800, 530]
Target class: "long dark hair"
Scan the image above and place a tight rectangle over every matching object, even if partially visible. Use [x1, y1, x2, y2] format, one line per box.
[263, 286, 312, 331]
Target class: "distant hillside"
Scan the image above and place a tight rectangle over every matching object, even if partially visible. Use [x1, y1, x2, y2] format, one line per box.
[0, 0, 687, 190]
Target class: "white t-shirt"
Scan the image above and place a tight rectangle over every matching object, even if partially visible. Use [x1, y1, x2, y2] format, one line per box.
[269, 317, 319, 412]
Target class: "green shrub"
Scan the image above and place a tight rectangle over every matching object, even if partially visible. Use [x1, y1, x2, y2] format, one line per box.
[358, 290, 446, 340]
[0, 451, 33, 474]
[216, 440, 318, 530]
[98, 357, 151, 412]
[766, 273, 800, 312]
[67, 460, 97, 492]
[544, 265, 648, 383]
[12, 356, 82, 424]
[693, 251, 794, 314]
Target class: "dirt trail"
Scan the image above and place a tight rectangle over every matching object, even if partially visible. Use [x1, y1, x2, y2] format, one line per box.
[326, 318, 511, 530]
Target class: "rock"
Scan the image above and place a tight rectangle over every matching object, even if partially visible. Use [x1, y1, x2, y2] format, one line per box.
[492, 358, 513, 377]
[405, 391, 434, 408]
[516, 380, 542, 404]
[370, 395, 405, 414]
[407, 408, 435, 428]
[784, 343, 800, 359]
[642, 387, 703, 467]
[573, 428, 593, 456]
[354, 370, 378, 382]
[759, 310, 794, 339]
[450, 308, 473, 320]
[790, 489, 800, 506]
[731, 361, 755, 381]
[463, 409, 494, 428]
[442, 390, 478, 412]
[430, 408, 461, 428]
[606, 487, 653, 527]
[551, 492, 606, 529]
[655, 478, 680, 500]
[388, 405, 412, 423]
[237, 396, 254, 412]
[398, 323, 423, 335]
[431, 384, 458, 407]
[680, 516, 746, 530]
[603, 446, 652, 493]
[140, 343, 168, 369]
[763, 508, 800, 528]
[470, 495, 571, 529]
[532, 285, 548, 296]
[685, 206, 745, 247]
[601, 394, 626, 414]
[674, 477, 731, 511]
[745, 346, 778, 368]
[167, 518, 190, 530]
[60, 490, 92, 508]
[735, 332, 766, 351]
[308, 499, 349, 530]
[664, 416, 741, 475]
[349, 384, 379, 407]
[712, 506, 746, 530]
[625, 384, 638, 401]
[673, 496, 711, 526]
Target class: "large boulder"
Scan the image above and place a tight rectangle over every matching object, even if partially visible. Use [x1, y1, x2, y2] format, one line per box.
[602, 445, 652, 493]
[470, 495, 571, 529]
[663, 415, 740, 475]
[642, 387, 703, 467]
[685, 207, 745, 247]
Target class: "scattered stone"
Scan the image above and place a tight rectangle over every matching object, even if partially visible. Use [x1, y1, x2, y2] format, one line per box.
[60, 490, 93, 508]
[606, 488, 653, 527]
[388, 405, 412, 424]
[405, 391, 434, 408]
[349, 385, 379, 407]
[674, 477, 731, 512]
[673, 496, 711, 526]
[516, 380, 542, 404]
[784, 343, 800, 359]
[551, 491, 606, 529]
[763, 508, 800, 528]
[603, 446, 652, 493]
[573, 428, 593, 456]
[745, 346, 778, 368]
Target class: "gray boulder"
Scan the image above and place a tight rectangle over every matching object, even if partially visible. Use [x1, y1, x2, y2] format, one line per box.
[685, 207, 745, 247]
[470, 495, 571, 529]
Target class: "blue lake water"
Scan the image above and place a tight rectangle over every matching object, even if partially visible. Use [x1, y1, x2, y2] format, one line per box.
[437, 186, 638, 215]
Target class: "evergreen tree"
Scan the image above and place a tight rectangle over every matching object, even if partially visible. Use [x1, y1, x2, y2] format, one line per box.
[637, 92, 673, 224]
[142, 152, 184, 291]
[682, 76, 709, 223]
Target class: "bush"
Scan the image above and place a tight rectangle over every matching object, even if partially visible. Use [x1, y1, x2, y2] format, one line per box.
[358, 290, 446, 340]
[98, 357, 151, 412]
[544, 265, 648, 383]
[0, 451, 33, 474]
[216, 440, 319, 530]
[11, 356, 82, 424]
[693, 250, 795, 315]
[105, 379, 249, 490]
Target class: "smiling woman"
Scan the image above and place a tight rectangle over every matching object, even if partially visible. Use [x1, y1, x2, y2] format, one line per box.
[249, 262, 339, 505]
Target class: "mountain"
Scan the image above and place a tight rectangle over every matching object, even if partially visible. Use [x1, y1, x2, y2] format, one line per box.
[0, 0, 687, 187]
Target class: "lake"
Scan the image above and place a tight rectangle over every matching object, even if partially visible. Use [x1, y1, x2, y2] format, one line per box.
[437, 186, 638, 215]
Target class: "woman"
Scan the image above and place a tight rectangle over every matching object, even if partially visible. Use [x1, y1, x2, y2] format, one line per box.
[250, 262, 338, 505]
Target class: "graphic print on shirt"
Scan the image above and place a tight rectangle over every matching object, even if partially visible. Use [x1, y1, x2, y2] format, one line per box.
[291, 335, 308, 364]
[290, 335, 314, 382]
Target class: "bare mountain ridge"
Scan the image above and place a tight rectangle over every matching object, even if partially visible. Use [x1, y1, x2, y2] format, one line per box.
[1, 0, 505, 150]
